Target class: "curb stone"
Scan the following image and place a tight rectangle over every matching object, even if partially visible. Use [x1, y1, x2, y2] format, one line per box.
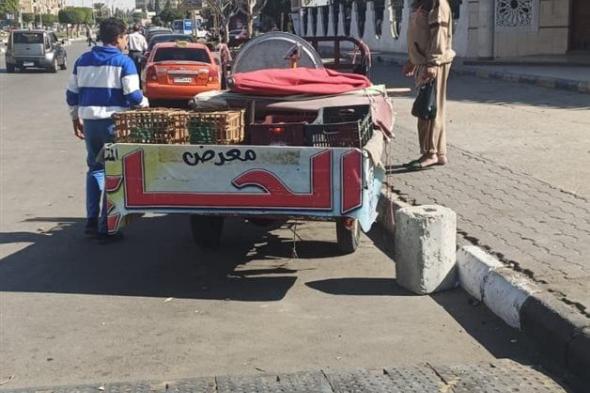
[376, 191, 590, 387]
[374, 54, 590, 95]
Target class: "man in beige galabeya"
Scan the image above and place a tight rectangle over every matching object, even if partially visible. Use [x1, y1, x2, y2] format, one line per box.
[403, 0, 455, 169]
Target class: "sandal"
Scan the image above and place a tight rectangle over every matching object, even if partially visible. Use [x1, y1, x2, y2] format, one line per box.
[403, 158, 422, 167]
[407, 161, 434, 171]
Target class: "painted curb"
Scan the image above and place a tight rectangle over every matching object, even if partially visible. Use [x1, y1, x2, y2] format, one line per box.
[376, 191, 590, 385]
[456, 245, 590, 385]
[457, 246, 540, 329]
[375, 54, 590, 95]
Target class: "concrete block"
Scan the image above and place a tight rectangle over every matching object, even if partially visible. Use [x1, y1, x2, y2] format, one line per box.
[457, 245, 503, 301]
[394, 205, 457, 295]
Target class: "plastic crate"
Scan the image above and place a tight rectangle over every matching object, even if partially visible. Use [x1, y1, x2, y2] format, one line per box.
[305, 105, 373, 148]
[187, 109, 245, 145]
[247, 113, 317, 146]
[113, 108, 188, 144]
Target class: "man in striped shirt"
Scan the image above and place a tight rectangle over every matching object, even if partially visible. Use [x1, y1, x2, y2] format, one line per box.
[66, 18, 149, 242]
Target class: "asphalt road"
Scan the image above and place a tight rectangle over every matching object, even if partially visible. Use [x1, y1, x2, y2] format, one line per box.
[0, 43, 564, 389]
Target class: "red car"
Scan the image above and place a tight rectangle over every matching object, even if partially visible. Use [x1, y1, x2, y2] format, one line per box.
[141, 41, 221, 101]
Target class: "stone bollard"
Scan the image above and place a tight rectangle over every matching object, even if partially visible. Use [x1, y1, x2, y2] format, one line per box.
[394, 205, 457, 294]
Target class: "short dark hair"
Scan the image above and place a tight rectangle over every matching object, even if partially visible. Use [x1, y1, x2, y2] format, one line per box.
[133, 24, 140, 32]
[99, 18, 127, 45]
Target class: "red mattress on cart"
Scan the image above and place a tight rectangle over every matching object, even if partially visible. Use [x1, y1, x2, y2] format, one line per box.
[231, 68, 372, 96]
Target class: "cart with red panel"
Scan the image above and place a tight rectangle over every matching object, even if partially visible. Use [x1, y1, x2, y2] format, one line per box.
[104, 33, 393, 253]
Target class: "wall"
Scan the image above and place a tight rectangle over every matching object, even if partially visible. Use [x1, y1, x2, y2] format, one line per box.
[493, 0, 570, 57]
[296, 0, 572, 59]
[296, 0, 470, 57]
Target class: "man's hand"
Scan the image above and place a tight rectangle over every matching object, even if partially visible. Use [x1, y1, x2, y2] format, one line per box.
[419, 66, 438, 84]
[402, 61, 416, 77]
[72, 118, 84, 140]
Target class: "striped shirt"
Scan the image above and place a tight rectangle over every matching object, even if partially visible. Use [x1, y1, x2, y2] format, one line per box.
[66, 45, 148, 120]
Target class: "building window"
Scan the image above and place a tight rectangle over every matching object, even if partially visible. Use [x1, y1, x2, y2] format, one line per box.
[496, 0, 537, 29]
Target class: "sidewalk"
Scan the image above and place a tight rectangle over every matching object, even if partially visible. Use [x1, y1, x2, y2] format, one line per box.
[385, 124, 590, 319]
[0, 360, 570, 392]
[375, 53, 590, 94]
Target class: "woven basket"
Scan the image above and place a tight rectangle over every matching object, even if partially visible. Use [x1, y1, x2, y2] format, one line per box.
[187, 110, 245, 145]
[113, 108, 188, 144]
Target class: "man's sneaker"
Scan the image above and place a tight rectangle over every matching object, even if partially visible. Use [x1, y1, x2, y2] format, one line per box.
[84, 219, 98, 237]
[97, 232, 124, 245]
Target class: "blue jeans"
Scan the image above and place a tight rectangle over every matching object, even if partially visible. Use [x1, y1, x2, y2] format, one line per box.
[84, 119, 115, 234]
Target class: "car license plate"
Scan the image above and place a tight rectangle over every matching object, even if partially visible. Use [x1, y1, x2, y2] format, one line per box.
[23, 62, 34, 67]
[174, 77, 192, 84]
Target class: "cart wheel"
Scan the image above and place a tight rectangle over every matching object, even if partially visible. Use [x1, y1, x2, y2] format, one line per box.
[190, 215, 224, 249]
[336, 218, 361, 254]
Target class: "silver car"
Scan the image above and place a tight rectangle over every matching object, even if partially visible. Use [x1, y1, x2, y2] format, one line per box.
[5, 30, 67, 73]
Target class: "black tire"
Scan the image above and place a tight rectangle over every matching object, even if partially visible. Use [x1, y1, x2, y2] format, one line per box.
[6, 64, 15, 73]
[49, 59, 58, 73]
[60, 57, 67, 70]
[336, 218, 361, 254]
[190, 215, 224, 249]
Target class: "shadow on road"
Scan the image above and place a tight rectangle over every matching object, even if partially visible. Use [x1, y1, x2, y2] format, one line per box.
[306, 277, 412, 296]
[0, 215, 312, 301]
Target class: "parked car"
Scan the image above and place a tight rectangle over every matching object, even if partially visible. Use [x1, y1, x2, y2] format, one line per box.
[5, 30, 67, 73]
[144, 27, 172, 42]
[142, 41, 220, 101]
[145, 34, 196, 57]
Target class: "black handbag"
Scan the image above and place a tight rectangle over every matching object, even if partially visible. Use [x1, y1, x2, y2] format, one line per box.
[412, 80, 437, 120]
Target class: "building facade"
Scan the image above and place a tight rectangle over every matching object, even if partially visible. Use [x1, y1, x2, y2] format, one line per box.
[294, 0, 590, 58]
[20, 0, 64, 15]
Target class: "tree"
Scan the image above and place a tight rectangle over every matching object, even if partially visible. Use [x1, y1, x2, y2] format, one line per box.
[154, 0, 161, 14]
[260, 0, 289, 31]
[240, 0, 268, 37]
[151, 15, 162, 25]
[22, 12, 33, 23]
[159, 7, 183, 23]
[205, 0, 238, 43]
[132, 10, 147, 23]
[0, 0, 20, 18]
[40, 13, 57, 25]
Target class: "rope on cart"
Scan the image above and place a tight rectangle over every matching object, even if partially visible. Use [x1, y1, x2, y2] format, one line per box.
[291, 221, 299, 259]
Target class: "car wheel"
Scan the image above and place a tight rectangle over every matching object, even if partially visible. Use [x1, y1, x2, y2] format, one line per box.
[6, 64, 15, 73]
[49, 58, 58, 73]
[60, 57, 67, 70]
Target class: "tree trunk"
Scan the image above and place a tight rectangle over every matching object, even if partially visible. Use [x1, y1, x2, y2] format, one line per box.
[247, 14, 254, 37]
[224, 22, 230, 44]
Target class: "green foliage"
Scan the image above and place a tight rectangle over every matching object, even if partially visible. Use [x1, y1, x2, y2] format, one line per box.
[39, 13, 57, 24]
[158, 7, 184, 23]
[132, 10, 147, 23]
[0, 0, 20, 17]
[59, 7, 93, 25]
[21, 12, 33, 23]
[151, 15, 162, 26]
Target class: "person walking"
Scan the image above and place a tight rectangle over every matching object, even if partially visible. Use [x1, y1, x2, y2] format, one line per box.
[127, 24, 148, 75]
[86, 25, 96, 46]
[66, 18, 149, 243]
[403, 0, 455, 169]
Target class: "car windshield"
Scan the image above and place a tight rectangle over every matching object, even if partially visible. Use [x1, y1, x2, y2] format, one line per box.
[148, 35, 193, 51]
[153, 47, 210, 63]
[13, 32, 43, 44]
